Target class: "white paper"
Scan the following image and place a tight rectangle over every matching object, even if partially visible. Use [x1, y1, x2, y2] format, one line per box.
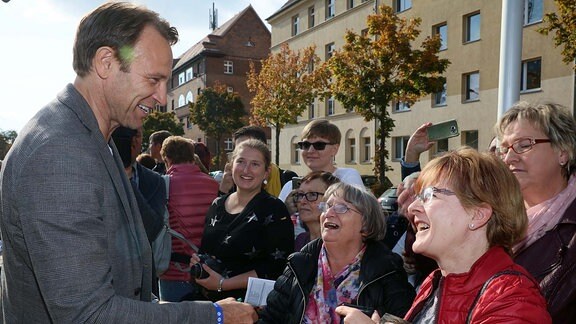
[244, 277, 276, 306]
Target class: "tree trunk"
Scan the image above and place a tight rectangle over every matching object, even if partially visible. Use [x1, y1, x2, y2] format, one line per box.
[275, 125, 281, 166]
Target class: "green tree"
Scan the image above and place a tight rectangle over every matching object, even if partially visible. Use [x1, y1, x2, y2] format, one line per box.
[142, 111, 184, 150]
[327, 5, 449, 185]
[0, 129, 17, 160]
[189, 83, 247, 168]
[247, 43, 330, 165]
[539, 0, 576, 70]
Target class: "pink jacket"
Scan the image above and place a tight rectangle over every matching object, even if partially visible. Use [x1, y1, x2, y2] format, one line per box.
[405, 246, 551, 323]
[161, 163, 218, 281]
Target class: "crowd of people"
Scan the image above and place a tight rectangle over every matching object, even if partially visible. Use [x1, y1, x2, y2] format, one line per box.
[0, 2, 575, 324]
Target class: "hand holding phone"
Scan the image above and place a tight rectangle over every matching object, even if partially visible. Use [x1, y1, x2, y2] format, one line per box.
[339, 303, 374, 324]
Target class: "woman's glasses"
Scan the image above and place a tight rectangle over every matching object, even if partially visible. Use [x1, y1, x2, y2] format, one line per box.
[293, 192, 324, 203]
[416, 187, 456, 205]
[318, 202, 360, 214]
[496, 137, 551, 157]
[297, 141, 333, 151]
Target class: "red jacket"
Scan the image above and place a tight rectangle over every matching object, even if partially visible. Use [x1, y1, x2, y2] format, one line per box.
[161, 163, 218, 281]
[405, 246, 551, 324]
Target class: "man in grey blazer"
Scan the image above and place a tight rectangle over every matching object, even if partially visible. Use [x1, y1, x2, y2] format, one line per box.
[0, 2, 256, 323]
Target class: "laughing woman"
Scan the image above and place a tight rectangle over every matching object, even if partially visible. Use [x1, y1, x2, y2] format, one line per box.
[191, 139, 294, 301]
[260, 182, 415, 324]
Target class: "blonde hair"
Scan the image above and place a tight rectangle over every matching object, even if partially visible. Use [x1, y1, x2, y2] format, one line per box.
[414, 147, 527, 254]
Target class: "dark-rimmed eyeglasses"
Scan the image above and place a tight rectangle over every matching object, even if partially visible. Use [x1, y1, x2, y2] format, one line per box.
[297, 141, 333, 151]
[318, 202, 360, 214]
[293, 192, 324, 203]
[416, 187, 456, 205]
[496, 137, 551, 157]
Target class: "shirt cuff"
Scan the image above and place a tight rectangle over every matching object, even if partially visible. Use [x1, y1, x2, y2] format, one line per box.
[400, 157, 420, 168]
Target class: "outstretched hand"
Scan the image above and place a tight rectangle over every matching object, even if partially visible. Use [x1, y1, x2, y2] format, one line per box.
[405, 122, 434, 163]
[216, 297, 258, 324]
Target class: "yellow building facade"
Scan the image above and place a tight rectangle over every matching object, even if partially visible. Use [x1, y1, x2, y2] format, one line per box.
[268, 0, 574, 184]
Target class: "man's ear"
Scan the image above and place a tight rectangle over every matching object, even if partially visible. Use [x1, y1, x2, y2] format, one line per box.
[470, 202, 492, 230]
[93, 46, 116, 79]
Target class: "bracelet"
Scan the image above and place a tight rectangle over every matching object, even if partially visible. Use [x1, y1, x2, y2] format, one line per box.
[217, 276, 225, 293]
[213, 302, 224, 324]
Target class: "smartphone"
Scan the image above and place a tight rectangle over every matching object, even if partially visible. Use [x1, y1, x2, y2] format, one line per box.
[292, 176, 303, 190]
[427, 119, 459, 141]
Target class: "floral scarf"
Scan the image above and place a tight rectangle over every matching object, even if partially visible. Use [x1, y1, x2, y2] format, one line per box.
[303, 244, 365, 324]
[514, 174, 576, 253]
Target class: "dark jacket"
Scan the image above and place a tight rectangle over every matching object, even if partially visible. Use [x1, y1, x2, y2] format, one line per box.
[131, 162, 166, 243]
[259, 239, 415, 324]
[514, 197, 576, 323]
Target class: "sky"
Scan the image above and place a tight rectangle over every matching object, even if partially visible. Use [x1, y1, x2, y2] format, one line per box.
[0, 0, 286, 133]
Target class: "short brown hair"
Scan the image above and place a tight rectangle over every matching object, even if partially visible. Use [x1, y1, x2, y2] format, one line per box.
[160, 136, 195, 165]
[301, 119, 341, 144]
[414, 147, 527, 254]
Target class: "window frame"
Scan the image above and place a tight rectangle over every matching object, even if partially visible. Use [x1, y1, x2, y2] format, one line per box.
[292, 15, 299, 36]
[433, 23, 448, 51]
[326, 97, 335, 116]
[326, 0, 335, 19]
[433, 82, 447, 107]
[224, 60, 233, 74]
[463, 71, 480, 102]
[325, 42, 335, 60]
[393, 101, 411, 113]
[308, 6, 315, 28]
[394, 0, 412, 13]
[524, 0, 543, 26]
[520, 57, 542, 92]
[463, 12, 481, 43]
[393, 136, 410, 160]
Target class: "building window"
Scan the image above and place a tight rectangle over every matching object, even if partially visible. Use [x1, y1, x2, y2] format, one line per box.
[325, 42, 335, 60]
[196, 62, 204, 75]
[186, 91, 193, 104]
[394, 101, 411, 112]
[463, 130, 478, 150]
[521, 58, 541, 91]
[227, 86, 234, 93]
[433, 83, 447, 107]
[197, 88, 202, 95]
[433, 23, 448, 51]
[178, 72, 185, 86]
[293, 140, 301, 164]
[347, 0, 354, 10]
[348, 138, 356, 163]
[433, 138, 449, 156]
[292, 15, 299, 36]
[178, 94, 185, 107]
[464, 12, 481, 43]
[224, 60, 233, 74]
[393, 136, 410, 160]
[186, 67, 193, 81]
[362, 137, 371, 162]
[394, 0, 412, 13]
[326, 97, 335, 116]
[308, 6, 315, 28]
[326, 0, 335, 19]
[187, 117, 193, 130]
[463, 72, 480, 101]
[224, 138, 234, 151]
[309, 101, 315, 119]
[524, 0, 543, 25]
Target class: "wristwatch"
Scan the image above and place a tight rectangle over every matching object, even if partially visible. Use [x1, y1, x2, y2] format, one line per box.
[218, 277, 225, 293]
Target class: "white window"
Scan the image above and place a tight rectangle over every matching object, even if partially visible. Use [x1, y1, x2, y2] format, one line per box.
[224, 138, 234, 151]
[185, 67, 193, 81]
[434, 23, 448, 51]
[348, 138, 356, 163]
[326, 0, 335, 19]
[362, 137, 371, 162]
[309, 101, 315, 119]
[308, 6, 315, 28]
[464, 12, 481, 43]
[464, 72, 480, 101]
[178, 94, 185, 107]
[187, 117, 193, 130]
[524, 0, 543, 25]
[433, 83, 447, 107]
[325, 42, 335, 60]
[394, 101, 411, 112]
[327, 97, 335, 115]
[178, 72, 185, 86]
[347, 0, 354, 10]
[395, 0, 412, 13]
[293, 142, 300, 164]
[394, 136, 410, 160]
[292, 15, 299, 36]
[186, 91, 193, 104]
[227, 86, 234, 93]
[224, 60, 233, 74]
[521, 58, 541, 91]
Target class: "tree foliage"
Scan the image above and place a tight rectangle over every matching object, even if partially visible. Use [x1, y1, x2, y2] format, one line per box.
[0, 129, 17, 160]
[189, 83, 247, 168]
[247, 43, 330, 164]
[142, 111, 184, 150]
[327, 5, 450, 185]
[539, 0, 576, 70]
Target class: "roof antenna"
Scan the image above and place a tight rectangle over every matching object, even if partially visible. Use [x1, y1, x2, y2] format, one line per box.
[209, 2, 218, 31]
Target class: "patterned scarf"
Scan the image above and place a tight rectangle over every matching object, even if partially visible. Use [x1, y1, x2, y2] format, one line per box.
[303, 244, 365, 324]
[514, 174, 576, 253]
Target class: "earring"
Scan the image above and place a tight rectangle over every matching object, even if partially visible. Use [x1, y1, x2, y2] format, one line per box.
[469, 223, 475, 230]
[263, 179, 268, 185]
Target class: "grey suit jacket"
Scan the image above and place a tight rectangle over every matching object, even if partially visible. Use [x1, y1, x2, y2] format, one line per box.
[0, 84, 216, 323]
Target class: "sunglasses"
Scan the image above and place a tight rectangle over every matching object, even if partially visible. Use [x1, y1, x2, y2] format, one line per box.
[297, 141, 333, 151]
[293, 191, 324, 203]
